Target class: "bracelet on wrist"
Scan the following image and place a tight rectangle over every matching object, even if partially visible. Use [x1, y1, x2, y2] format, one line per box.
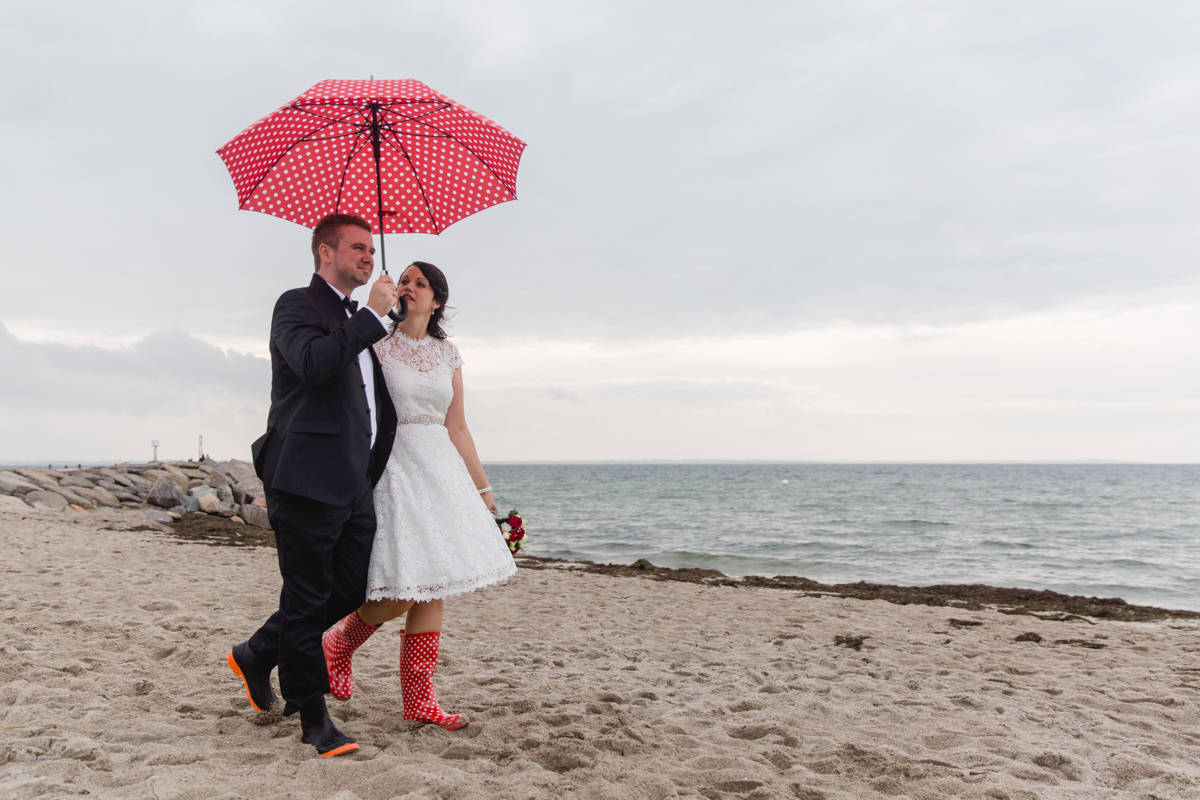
[477, 486, 492, 495]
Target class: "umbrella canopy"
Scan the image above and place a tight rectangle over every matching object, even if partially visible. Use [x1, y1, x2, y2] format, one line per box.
[217, 79, 525, 236]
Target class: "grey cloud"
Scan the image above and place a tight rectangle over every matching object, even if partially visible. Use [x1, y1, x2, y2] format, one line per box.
[2, 1, 1199, 346]
[0, 323, 268, 413]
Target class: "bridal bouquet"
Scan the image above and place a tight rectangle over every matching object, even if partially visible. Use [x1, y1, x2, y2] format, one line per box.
[496, 510, 527, 554]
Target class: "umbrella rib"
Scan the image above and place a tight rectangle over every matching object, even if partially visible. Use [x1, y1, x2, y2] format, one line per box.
[384, 103, 454, 132]
[301, 130, 362, 143]
[287, 104, 373, 141]
[373, 127, 462, 141]
[291, 104, 369, 130]
[236, 111, 363, 209]
[378, 130, 442, 234]
[393, 101, 453, 123]
[334, 135, 372, 214]
[380, 113, 519, 199]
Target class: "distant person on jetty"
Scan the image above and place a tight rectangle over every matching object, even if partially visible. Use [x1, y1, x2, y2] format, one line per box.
[225, 213, 399, 758]
[321, 260, 516, 731]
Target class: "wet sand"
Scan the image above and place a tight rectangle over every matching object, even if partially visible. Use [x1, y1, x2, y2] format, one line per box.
[2, 506, 1198, 799]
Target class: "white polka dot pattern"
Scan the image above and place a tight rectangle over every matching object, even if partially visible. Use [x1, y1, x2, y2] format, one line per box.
[400, 631, 467, 730]
[217, 80, 525, 234]
[322, 610, 379, 701]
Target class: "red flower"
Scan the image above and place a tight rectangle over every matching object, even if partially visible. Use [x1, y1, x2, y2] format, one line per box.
[507, 514, 521, 527]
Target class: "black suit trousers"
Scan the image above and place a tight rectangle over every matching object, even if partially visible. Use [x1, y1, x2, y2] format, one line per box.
[248, 480, 377, 714]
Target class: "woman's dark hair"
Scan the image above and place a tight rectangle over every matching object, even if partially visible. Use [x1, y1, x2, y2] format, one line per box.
[392, 261, 450, 340]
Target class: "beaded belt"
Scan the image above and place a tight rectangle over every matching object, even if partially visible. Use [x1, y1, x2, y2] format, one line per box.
[398, 413, 444, 426]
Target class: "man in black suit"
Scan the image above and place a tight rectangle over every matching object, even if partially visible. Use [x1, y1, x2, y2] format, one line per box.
[226, 213, 399, 757]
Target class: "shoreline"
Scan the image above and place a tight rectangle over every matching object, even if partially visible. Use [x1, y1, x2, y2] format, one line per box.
[5, 461, 1194, 623]
[165, 513, 1199, 623]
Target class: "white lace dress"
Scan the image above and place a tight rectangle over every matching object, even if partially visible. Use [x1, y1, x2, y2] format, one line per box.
[366, 332, 516, 602]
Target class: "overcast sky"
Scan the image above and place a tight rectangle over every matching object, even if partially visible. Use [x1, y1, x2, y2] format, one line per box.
[1, 1, 1198, 462]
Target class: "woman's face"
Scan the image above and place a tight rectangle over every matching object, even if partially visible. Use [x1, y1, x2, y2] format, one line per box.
[398, 266, 440, 316]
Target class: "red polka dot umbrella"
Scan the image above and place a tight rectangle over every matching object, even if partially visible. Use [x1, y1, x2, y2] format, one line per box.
[217, 79, 526, 312]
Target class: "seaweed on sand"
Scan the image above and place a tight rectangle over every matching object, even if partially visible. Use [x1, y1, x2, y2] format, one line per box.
[515, 556, 1199, 623]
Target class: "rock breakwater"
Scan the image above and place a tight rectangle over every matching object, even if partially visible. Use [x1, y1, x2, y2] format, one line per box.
[0, 459, 272, 529]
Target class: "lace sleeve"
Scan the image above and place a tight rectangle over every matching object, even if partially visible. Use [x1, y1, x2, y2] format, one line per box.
[449, 341, 463, 371]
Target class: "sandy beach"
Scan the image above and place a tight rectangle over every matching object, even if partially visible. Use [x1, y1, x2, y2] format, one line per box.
[2, 505, 1198, 799]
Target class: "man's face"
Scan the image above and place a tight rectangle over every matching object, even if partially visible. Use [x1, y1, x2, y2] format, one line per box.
[322, 225, 375, 288]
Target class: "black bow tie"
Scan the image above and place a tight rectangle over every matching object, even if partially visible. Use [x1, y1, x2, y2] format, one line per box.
[341, 297, 358, 313]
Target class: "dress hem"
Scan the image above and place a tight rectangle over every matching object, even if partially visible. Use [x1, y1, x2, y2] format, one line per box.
[365, 564, 517, 604]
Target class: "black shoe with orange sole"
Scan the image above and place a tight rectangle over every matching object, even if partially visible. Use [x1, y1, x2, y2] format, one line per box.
[226, 640, 279, 713]
[300, 695, 358, 757]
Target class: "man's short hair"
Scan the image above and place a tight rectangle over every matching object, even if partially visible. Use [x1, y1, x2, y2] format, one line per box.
[311, 214, 373, 270]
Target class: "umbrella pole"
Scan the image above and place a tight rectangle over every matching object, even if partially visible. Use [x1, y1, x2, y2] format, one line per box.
[370, 103, 407, 322]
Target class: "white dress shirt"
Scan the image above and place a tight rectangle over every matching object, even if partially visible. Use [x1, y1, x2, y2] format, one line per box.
[322, 280, 388, 450]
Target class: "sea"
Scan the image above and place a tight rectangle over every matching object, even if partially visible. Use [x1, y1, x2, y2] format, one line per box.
[484, 463, 1200, 612]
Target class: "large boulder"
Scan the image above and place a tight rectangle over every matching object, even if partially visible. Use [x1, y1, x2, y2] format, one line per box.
[161, 465, 192, 494]
[99, 468, 136, 488]
[0, 472, 39, 496]
[95, 486, 122, 505]
[204, 471, 231, 489]
[0, 495, 29, 511]
[25, 490, 68, 511]
[189, 486, 216, 499]
[198, 494, 221, 514]
[240, 503, 272, 529]
[227, 461, 258, 484]
[232, 477, 265, 505]
[58, 475, 95, 489]
[147, 478, 186, 509]
[168, 496, 201, 515]
[216, 486, 236, 516]
[14, 469, 59, 488]
[45, 486, 93, 509]
[203, 457, 231, 477]
[74, 486, 121, 508]
[124, 472, 153, 487]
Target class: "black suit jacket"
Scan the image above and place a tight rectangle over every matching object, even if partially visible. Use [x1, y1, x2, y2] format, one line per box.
[251, 274, 398, 506]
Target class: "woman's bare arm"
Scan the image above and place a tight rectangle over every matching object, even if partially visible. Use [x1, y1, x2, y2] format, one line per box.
[445, 367, 498, 515]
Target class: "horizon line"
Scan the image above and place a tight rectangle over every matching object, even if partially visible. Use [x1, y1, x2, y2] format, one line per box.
[4, 458, 1198, 468]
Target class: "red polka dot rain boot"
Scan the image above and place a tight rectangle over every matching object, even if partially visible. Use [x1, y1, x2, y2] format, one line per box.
[322, 611, 379, 701]
[400, 631, 467, 730]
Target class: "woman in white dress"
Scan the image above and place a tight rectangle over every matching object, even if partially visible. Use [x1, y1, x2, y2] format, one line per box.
[321, 261, 516, 731]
